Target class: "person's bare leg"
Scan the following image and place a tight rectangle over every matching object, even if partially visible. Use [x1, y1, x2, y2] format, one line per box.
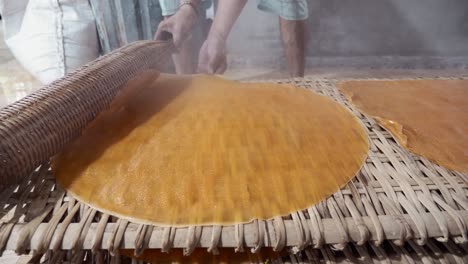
[165, 16, 195, 74]
[279, 18, 307, 77]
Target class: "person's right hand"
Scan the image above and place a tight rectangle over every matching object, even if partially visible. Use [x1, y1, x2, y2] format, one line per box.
[197, 34, 227, 74]
[154, 4, 198, 49]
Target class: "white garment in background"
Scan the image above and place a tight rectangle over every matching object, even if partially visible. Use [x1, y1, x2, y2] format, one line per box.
[0, 0, 99, 84]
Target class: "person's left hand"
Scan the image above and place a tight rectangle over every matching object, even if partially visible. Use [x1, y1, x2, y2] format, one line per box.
[154, 4, 198, 49]
[197, 33, 227, 74]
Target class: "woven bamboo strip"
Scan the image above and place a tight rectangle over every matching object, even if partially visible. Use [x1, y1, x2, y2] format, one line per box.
[3, 242, 465, 264]
[4, 211, 468, 251]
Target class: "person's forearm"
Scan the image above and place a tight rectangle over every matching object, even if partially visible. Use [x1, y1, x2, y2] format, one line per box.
[209, 0, 247, 41]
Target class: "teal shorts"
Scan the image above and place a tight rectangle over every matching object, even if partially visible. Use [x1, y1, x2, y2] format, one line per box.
[257, 0, 309, 20]
[159, 0, 212, 16]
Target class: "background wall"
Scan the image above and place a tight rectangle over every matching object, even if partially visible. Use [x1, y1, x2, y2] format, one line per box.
[227, 0, 468, 68]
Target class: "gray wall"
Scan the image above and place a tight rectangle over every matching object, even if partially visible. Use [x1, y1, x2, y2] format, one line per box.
[227, 0, 468, 65]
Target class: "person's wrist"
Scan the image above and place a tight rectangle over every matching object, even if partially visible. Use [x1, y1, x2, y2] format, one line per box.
[207, 29, 227, 45]
[175, 4, 197, 27]
[178, 1, 199, 16]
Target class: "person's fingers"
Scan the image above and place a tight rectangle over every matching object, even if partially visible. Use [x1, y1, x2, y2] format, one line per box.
[173, 21, 195, 50]
[197, 61, 214, 74]
[215, 61, 227, 75]
[197, 42, 210, 73]
[215, 55, 227, 74]
[197, 59, 216, 74]
[197, 65, 206, 74]
[172, 25, 184, 49]
[200, 53, 224, 75]
[154, 20, 171, 40]
[207, 63, 216, 74]
[154, 22, 167, 40]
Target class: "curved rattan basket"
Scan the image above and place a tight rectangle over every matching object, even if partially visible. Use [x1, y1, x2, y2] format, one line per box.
[0, 41, 174, 192]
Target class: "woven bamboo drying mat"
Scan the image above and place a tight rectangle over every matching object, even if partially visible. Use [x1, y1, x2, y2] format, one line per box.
[0, 45, 467, 262]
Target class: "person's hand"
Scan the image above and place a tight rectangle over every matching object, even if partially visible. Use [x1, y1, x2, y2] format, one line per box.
[154, 4, 198, 49]
[197, 34, 227, 74]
